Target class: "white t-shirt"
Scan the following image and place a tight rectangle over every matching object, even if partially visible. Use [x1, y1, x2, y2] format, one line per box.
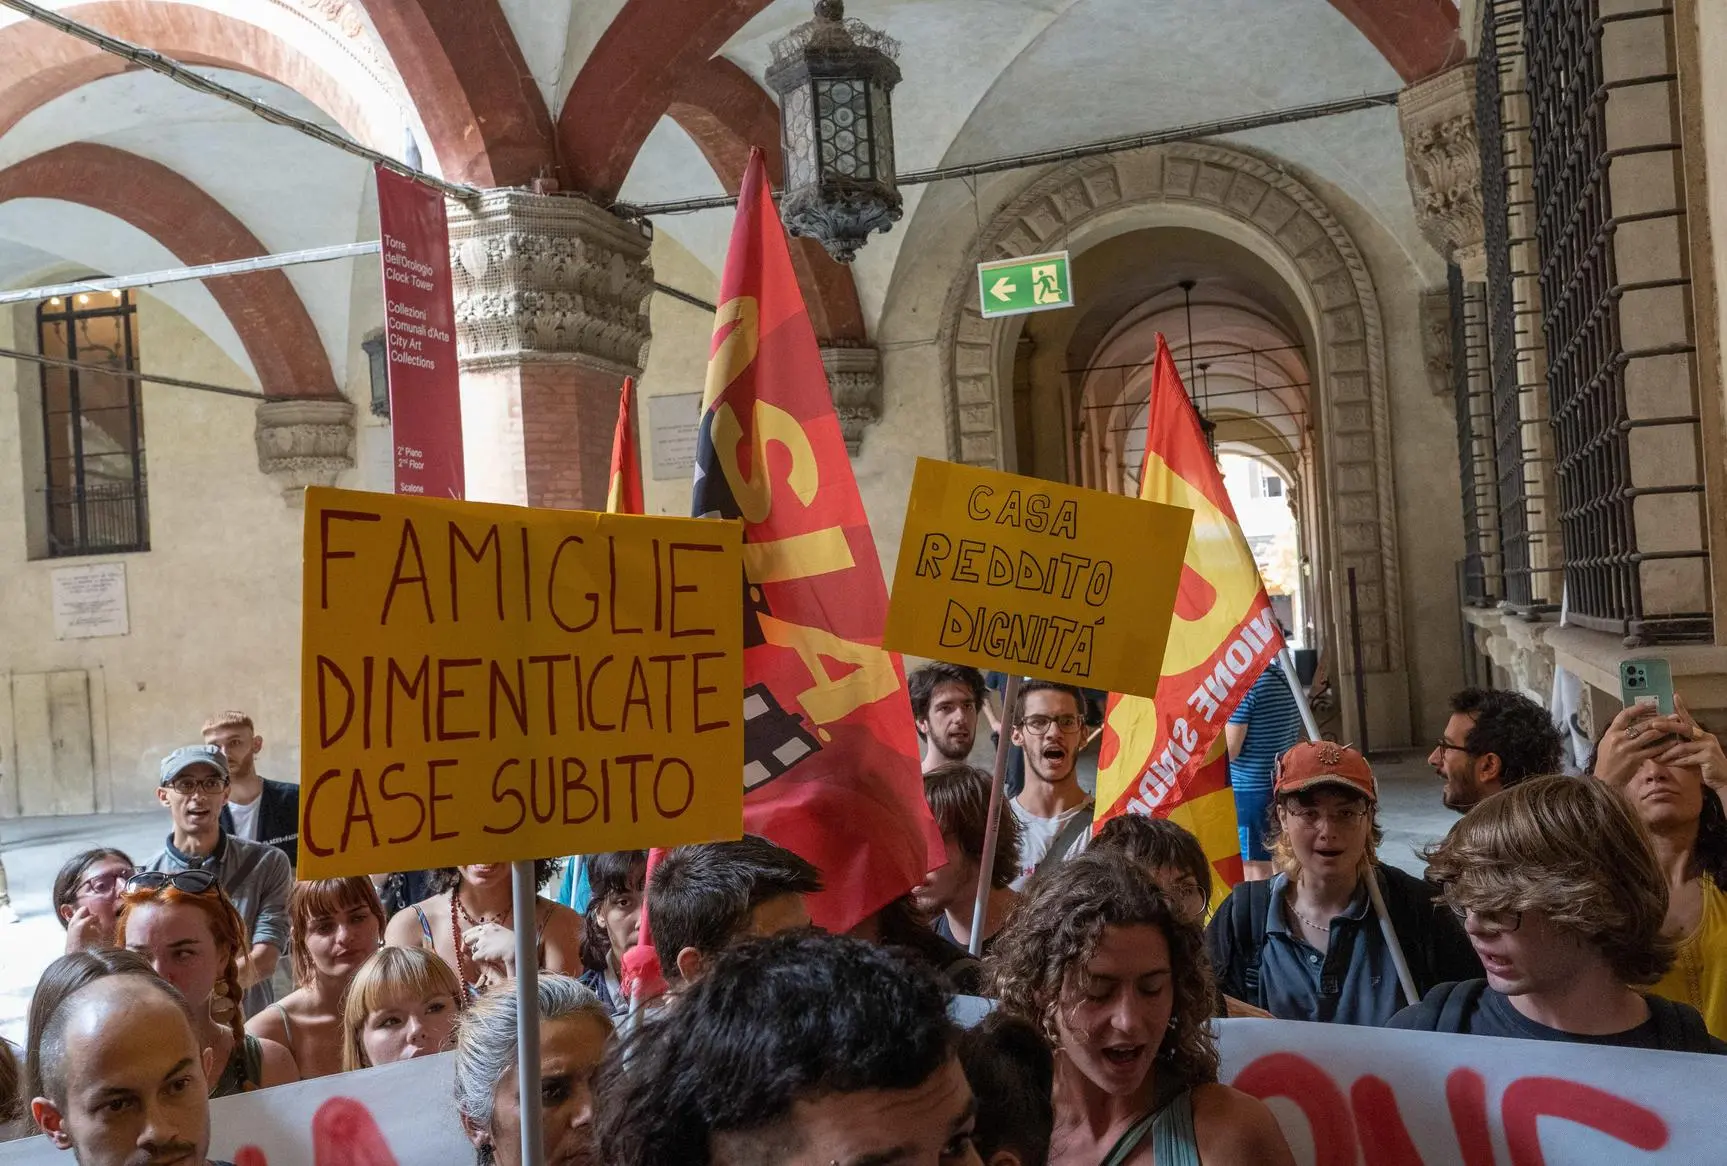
[1009, 798, 1093, 891]
[227, 796, 261, 842]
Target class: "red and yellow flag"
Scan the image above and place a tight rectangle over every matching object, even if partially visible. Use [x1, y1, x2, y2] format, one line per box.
[605, 377, 645, 515]
[1095, 335, 1285, 903]
[685, 148, 940, 931]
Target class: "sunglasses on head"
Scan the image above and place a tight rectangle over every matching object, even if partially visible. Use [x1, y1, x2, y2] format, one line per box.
[125, 870, 219, 895]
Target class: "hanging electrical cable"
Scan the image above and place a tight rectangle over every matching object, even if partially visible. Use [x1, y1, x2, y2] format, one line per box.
[0, 345, 265, 400]
[0, 0, 481, 202]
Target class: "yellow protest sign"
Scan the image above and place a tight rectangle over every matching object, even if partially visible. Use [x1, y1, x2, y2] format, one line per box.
[884, 459, 1191, 699]
[299, 487, 744, 879]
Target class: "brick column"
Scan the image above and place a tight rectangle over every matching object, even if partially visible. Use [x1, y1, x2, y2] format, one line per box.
[446, 191, 653, 509]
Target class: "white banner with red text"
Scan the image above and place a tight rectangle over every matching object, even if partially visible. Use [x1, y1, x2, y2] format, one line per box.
[6, 1020, 1727, 1164]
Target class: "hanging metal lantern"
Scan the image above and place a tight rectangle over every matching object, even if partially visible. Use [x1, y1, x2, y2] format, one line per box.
[765, 0, 901, 264]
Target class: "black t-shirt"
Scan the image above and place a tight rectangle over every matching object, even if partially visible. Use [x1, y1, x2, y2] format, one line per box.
[1388, 980, 1727, 1053]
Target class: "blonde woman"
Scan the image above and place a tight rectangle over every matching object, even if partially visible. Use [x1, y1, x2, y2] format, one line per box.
[247, 877, 385, 1079]
[1205, 741, 1478, 1025]
[342, 946, 463, 1071]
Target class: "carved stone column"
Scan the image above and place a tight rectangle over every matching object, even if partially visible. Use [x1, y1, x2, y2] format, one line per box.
[447, 191, 653, 508]
[254, 397, 355, 505]
[1398, 63, 1485, 278]
[819, 342, 881, 455]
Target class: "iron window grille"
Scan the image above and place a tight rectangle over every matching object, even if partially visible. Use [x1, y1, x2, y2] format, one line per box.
[36, 290, 149, 557]
[1479, 0, 1562, 615]
[1452, 263, 1500, 605]
[1525, 0, 1708, 643]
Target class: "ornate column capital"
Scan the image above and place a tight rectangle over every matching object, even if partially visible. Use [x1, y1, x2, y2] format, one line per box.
[446, 190, 654, 376]
[1398, 62, 1484, 265]
[820, 341, 881, 456]
[254, 397, 355, 505]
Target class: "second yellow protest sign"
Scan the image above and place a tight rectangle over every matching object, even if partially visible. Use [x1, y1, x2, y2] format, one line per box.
[884, 459, 1191, 699]
[299, 487, 744, 879]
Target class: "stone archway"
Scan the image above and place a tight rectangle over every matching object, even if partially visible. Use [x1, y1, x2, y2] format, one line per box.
[937, 141, 1403, 677]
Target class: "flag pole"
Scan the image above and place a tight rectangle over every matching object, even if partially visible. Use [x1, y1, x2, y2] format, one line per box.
[1276, 645, 1418, 1008]
[968, 675, 1021, 957]
[511, 860, 545, 1166]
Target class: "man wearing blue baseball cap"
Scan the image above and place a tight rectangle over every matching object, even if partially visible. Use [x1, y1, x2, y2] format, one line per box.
[137, 744, 292, 1019]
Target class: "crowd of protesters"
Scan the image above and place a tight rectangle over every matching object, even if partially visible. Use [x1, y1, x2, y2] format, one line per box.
[4, 666, 1727, 1165]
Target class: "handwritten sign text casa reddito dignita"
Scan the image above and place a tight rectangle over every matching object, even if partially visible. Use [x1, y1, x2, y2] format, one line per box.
[298, 487, 744, 879]
[883, 459, 1191, 699]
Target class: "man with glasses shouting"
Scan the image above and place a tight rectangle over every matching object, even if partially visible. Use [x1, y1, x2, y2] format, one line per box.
[1391, 775, 1723, 1052]
[1007, 681, 1093, 891]
[139, 744, 292, 1020]
[1208, 741, 1479, 1024]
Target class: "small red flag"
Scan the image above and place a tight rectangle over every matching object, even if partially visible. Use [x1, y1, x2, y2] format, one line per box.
[605, 377, 645, 516]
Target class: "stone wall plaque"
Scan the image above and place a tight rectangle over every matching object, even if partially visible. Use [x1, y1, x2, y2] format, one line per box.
[648, 392, 704, 482]
[52, 562, 129, 640]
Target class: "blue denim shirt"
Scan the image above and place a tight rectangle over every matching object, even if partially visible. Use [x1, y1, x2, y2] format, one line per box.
[1257, 873, 1404, 1026]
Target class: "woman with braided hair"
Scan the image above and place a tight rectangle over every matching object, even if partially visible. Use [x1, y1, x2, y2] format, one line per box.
[118, 870, 298, 1095]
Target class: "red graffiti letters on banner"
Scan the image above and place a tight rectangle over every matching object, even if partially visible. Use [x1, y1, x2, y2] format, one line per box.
[1233, 1054, 1670, 1165]
[233, 1097, 402, 1166]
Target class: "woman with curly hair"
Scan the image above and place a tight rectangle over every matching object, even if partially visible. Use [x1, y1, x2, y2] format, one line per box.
[118, 871, 298, 1095]
[987, 853, 1292, 1166]
[384, 860, 582, 1003]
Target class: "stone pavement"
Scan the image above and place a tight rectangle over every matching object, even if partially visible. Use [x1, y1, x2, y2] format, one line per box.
[0, 750, 1454, 1047]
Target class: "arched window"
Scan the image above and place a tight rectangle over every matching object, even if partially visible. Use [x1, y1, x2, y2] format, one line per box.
[36, 290, 147, 556]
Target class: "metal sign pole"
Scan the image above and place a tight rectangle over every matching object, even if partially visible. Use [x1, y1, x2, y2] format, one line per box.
[511, 860, 545, 1166]
[968, 675, 1020, 957]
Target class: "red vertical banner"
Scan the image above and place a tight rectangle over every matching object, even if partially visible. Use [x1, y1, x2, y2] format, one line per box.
[606, 377, 645, 515]
[375, 165, 463, 499]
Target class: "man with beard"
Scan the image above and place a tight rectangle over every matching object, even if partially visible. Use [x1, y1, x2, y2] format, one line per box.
[1428, 688, 1563, 813]
[1008, 682, 1092, 891]
[204, 711, 299, 868]
[909, 663, 986, 772]
[28, 950, 235, 1166]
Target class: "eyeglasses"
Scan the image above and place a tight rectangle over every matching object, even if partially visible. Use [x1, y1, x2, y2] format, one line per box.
[76, 870, 134, 899]
[125, 870, 219, 895]
[165, 776, 227, 797]
[1447, 901, 1522, 935]
[1284, 807, 1368, 827]
[1432, 740, 1476, 757]
[1018, 713, 1083, 734]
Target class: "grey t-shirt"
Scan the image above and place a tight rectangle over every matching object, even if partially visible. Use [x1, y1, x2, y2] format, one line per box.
[142, 832, 292, 1019]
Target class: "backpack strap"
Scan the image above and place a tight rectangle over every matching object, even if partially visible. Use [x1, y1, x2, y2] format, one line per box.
[1234, 880, 1273, 1006]
[1436, 979, 1485, 1033]
[1647, 994, 1713, 1053]
[1034, 803, 1095, 878]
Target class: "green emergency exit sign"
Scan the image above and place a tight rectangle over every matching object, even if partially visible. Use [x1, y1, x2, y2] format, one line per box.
[977, 250, 1074, 319]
